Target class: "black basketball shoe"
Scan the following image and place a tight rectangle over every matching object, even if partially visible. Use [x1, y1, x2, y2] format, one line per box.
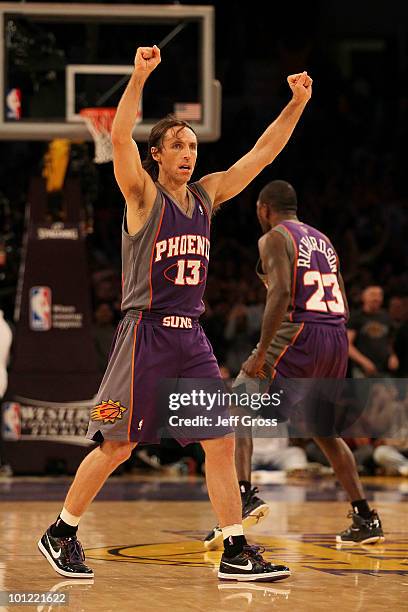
[336, 510, 384, 545]
[241, 486, 270, 526]
[38, 528, 94, 578]
[204, 487, 270, 550]
[218, 545, 290, 582]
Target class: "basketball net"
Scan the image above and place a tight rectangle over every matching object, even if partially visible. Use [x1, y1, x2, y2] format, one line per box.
[79, 107, 116, 164]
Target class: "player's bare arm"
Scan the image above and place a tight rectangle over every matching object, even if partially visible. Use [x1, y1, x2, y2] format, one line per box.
[199, 72, 312, 210]
[111, 45, 161, 234]
[242, 232, 292, 378]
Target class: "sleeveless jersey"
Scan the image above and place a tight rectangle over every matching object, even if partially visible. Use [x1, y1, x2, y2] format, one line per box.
[257, 220, 346, 325]
[121, 182, 211, 318]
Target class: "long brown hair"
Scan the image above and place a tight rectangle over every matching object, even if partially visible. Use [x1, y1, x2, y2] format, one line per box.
[142, 115, 197, 181]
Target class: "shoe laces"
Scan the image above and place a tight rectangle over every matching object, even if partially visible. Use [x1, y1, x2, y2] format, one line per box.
[347, 510, 376, 527]
[243, 544, 268, 567]
[62, 537, 85, 564]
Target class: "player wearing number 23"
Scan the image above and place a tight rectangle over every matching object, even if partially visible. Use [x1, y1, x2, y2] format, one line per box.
[241, 179, 348, 380]
[202, 180, 384, 553]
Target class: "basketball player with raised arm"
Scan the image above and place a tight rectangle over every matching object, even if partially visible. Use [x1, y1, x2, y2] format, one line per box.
[38, 46, 312, 581]
[204, 180, 384, 550]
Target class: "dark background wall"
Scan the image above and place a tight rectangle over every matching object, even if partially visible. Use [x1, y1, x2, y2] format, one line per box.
[1, 1, 407, 371]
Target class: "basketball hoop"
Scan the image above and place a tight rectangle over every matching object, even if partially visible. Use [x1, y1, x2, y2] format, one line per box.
[79, 107, 116, 164]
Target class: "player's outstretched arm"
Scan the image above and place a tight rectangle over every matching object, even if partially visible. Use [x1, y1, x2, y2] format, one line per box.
[242, 232, 292, 378]
[200, 72, 312, 211]
[111, 46, 160, 232]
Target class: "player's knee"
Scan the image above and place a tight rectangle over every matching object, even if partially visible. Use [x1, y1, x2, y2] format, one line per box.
[102, 441, 136, 466]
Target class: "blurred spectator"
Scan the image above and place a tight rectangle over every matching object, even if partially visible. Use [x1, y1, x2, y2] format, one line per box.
[347, 285, 399, 377]
[252, 432, 308, 473]
[388, 295, 406, 332]
[130, 439, 205, 476]
[356, 380, 406, 441]
[371, 384, 408, 476]
[305, 438, 376, 476]
[373, 440, 408, 476]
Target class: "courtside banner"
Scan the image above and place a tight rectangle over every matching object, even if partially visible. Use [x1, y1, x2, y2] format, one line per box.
[1, 397, 94, 445]
[7, 178, 99, 401]
[154, 377, 408, 439]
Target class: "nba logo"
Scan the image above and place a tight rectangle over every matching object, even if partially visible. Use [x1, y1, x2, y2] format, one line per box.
[29, 286, 52, 331]
[6, 88, 22, 120]
[1, 402, 21, 440]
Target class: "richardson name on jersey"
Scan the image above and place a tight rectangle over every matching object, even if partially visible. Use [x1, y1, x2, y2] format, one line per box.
[155, 234, 210, 262]
[297, 235, 337, 271]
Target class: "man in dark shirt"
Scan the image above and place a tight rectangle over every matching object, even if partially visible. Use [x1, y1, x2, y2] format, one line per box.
[347, 286, 399, 376]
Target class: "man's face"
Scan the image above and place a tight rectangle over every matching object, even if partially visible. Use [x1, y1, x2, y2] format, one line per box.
[153, 126, 197, 183]
[362, 286, 383, 312]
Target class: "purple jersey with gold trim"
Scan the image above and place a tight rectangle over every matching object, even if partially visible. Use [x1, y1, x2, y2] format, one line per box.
[121, 182, 211, 319]
[266, 220, 346, 325]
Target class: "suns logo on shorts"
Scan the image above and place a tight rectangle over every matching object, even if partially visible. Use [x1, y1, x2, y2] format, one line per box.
[91, 399, 127, 424]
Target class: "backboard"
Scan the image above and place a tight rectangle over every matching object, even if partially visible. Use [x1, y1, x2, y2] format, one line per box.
[0, 3, 221, 141]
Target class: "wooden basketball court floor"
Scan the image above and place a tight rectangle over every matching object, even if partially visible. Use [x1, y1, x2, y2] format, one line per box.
[0, 474, 407, 611]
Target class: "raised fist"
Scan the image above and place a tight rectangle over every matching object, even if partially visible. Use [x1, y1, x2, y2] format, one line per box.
[134, 45, 161, 74]
[287, 71, 313, 104]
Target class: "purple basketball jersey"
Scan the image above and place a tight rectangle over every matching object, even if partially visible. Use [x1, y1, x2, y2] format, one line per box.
[151, 187, 210, 318]
[276, 220, 346, 325]
[121, 182, 211, 318]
